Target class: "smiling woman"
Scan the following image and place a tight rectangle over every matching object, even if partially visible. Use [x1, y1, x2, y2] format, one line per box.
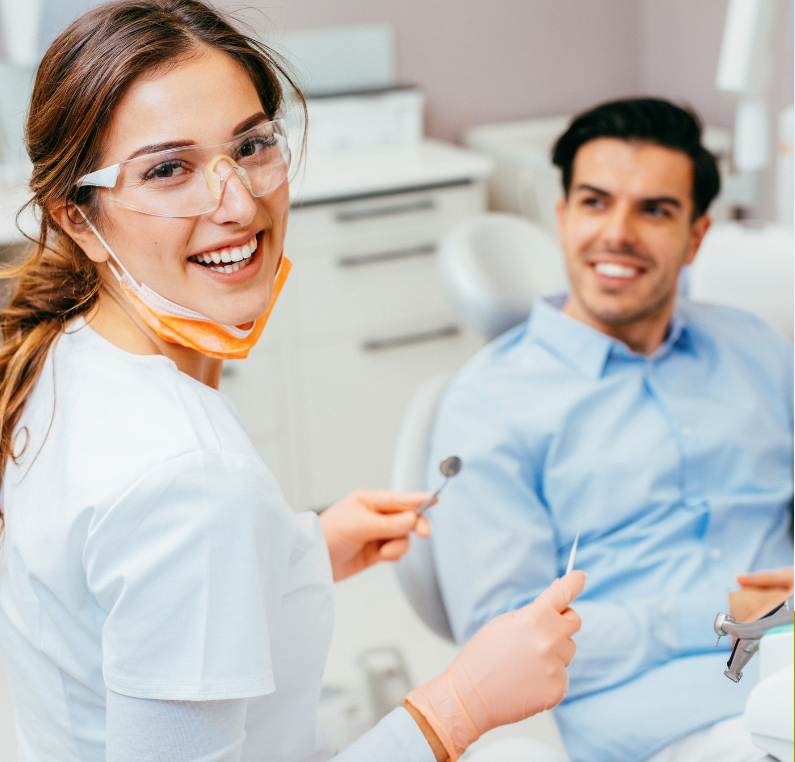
[0, 2, 586, 762]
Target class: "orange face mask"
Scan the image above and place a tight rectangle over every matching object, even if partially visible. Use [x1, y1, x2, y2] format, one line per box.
[78, 208, 290, 360]
[119, 257, 291, 360]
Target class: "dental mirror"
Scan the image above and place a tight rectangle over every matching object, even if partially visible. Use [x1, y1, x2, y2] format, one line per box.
[417, 456, 462, 515]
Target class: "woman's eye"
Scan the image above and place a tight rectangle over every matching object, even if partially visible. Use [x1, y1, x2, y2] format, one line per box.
[142, 161, 188, 182]
[236, 134, 278, 159]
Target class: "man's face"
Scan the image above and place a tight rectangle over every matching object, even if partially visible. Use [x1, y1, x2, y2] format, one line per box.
[557, 138, 710, 332]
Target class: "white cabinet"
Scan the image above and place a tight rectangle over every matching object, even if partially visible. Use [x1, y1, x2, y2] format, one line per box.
[221, 169, 489, 512]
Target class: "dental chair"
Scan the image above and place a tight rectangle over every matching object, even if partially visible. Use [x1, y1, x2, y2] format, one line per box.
[391, 213, 568, 642]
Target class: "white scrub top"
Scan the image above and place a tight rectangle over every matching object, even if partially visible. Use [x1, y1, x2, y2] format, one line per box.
[0, 318, 337, 761]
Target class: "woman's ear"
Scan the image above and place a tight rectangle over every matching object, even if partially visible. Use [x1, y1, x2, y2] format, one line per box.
[50, 199, 110, 264]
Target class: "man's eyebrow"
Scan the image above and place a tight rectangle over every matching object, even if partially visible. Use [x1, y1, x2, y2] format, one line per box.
[574, 184, 682, 209]
[574, 184, 612, 197]
[640, 196, 681, 209]
[124, 113, 269, 161]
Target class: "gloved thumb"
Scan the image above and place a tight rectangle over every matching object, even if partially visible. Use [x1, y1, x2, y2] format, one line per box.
[535, 571, 586, 613]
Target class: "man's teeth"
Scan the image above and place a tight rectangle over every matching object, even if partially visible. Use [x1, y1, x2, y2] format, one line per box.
[594, 262, 638, 279]
[189, 235, 257, 272]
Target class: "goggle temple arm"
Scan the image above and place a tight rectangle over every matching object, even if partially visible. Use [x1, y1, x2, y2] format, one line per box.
[75, 164, 121, 189]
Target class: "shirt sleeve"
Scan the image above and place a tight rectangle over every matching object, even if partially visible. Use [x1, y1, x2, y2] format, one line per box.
[85, 451, 296, 701]
[335, 708, 436, 762]
[427, 383, 734, 699]
[106, 690, 247, 762]
[106, 695, 434, 762]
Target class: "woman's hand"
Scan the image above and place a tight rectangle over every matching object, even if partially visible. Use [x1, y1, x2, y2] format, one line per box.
[406, 571, 586, 762]
[319, 490, 432, 581]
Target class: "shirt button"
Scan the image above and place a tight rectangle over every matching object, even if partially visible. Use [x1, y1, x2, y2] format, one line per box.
[680, 426, 691, 437]
[710, 548, 721, 559]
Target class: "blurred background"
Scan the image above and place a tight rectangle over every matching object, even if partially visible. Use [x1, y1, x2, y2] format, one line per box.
[0, 1, 792, 759]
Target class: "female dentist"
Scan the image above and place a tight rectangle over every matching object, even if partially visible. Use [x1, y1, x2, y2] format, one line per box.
[0, 2, 585, 761]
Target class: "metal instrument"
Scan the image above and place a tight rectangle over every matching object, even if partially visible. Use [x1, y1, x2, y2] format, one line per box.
[417, 456, 462, 515]
[565, 500, 586, 576]
[714, 595, 794, 682]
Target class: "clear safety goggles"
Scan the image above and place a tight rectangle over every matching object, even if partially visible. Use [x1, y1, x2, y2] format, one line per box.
[75, 119, 290, 218]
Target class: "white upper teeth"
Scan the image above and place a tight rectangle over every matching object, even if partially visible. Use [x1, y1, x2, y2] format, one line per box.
[189, 235, 257, 271]
[595, 262, 638, 278]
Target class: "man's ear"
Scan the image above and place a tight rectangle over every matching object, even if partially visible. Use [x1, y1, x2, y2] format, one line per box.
[50, 200, 110, 264]
[555, 196, 567, 249]
[684, 214, 711, 266]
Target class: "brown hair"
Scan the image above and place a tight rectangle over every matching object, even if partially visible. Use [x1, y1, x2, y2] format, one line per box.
[0, 0, 304, 532]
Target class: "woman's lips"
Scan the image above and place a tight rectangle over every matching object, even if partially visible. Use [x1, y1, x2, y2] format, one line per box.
[189, 232, 265, 285]
[188, 233, 257, 272]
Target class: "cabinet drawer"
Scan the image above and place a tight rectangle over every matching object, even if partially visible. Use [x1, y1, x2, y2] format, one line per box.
[290, 243, 455, 339]
[294, 325, 484, 511]
[286, 182, 485, 255]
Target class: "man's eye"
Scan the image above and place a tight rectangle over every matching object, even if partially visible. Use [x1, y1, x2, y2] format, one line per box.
[582, 197, 604, 208]
[644, 205, 670, 218]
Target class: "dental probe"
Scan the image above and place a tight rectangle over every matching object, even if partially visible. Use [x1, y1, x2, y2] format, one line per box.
[565, 501, 587, 576]
[417, 456, 462, 515]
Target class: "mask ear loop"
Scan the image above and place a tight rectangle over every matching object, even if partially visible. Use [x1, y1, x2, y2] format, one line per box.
[74, 205, 133, 285]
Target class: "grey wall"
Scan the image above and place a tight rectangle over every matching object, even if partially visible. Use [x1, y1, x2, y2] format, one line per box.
[3, 0, 793, 218]
[230, 0, 642, 143]
[225, 0, 792, 219]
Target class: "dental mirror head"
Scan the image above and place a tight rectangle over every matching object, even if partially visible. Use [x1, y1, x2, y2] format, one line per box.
[417, 455, 464, 515]
[440, 456, 462, 478]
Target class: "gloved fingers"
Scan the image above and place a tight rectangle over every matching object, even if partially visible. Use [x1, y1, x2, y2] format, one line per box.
[535, 571, 586, 613]
[558, 606, 582, 637]
[556, 635, 577, 667]
[352, 489, 435, 513]
[414, 514, 432, 538]
[366, 509, 421, 540]
[378, 537, 410, 561]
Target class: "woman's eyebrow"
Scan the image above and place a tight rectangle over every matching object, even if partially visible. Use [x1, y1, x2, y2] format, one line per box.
[124, 113, 269, 161]
[232, 111, 268, 136]
[127, 140, 196, 161]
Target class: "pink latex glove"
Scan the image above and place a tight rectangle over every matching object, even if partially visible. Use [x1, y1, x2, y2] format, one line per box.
[319, 490, 432, 581]
[406, 571, 586, 761]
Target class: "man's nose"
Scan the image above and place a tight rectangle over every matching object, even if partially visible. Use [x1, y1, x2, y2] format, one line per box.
[600, 200, 637, 252]
[210, 166, 257, 227]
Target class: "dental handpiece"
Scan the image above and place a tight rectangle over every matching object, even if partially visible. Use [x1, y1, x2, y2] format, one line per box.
[417, 456, 462, 515]
[565, 501, 586, 576]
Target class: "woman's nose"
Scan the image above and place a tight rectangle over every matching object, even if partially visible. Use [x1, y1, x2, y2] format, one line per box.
[209, 167, 257, 227]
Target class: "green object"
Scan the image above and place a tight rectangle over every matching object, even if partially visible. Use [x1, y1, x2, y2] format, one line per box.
[763, 623, 794, 637]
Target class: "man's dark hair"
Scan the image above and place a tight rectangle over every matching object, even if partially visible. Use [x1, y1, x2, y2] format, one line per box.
[551, 98, 720, 219]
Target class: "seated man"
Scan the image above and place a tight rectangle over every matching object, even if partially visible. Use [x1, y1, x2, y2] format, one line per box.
[426, 98, 794, 762]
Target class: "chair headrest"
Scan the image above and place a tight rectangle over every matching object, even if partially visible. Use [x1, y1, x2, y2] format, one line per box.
[437, 212, 568, 339]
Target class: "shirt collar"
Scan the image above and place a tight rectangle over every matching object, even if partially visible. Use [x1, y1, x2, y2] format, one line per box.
[526, 297, 696, 379]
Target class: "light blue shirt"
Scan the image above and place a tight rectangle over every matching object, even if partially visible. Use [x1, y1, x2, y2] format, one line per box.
[427, 297, 794, 762]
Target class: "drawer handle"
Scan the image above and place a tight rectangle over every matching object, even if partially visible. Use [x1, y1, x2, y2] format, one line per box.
[335, 199, 436, 223]
[362, 325, 460, 353]
[337, 243, 436, 268]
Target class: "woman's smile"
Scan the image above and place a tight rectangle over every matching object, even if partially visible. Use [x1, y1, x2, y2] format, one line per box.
[186, 231, 266, 285]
